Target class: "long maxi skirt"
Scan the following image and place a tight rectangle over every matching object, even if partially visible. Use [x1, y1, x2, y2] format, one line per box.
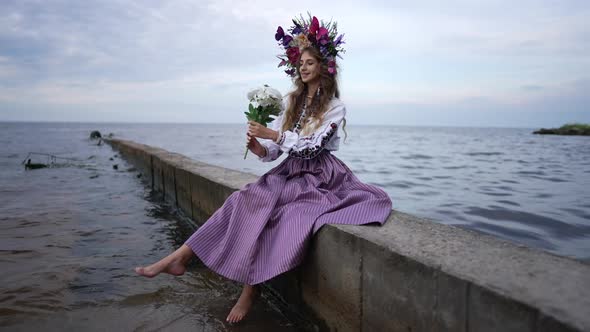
[184, 149, 393, 285]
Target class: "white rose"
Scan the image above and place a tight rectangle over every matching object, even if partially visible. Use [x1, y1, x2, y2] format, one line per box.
[247, 87, 265, 102]
[264, 87, 282, 101]
[247, 85, 282, 109]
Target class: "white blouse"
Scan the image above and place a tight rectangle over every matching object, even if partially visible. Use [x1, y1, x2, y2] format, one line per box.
[258, 96, 347, 162]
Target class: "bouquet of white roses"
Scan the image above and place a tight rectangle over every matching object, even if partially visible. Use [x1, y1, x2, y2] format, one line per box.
[244, 85, 283, 159]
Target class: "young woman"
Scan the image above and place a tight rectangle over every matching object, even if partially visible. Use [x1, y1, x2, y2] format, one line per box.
[134, 15, 393, 324]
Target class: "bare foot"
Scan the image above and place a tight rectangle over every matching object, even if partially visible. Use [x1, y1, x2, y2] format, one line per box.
[226, 284, 258, 324]
[134, 244, 193, 278]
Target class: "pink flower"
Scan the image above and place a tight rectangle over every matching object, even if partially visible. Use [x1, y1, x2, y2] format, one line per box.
[317, 27, 328, 39]
[309, 16, 320, 36]
[286, 47, 300, 64]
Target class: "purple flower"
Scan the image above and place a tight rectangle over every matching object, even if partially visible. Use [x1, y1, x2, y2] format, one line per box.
[334, 34, 344, 45]
[327, 58, 336, 75]
[292, 20, 302, 34]
[285, 68, 296, 77]
[277, 59, 287, 67]
[275, 26, 284, 41]
[282, 35, 293, 47]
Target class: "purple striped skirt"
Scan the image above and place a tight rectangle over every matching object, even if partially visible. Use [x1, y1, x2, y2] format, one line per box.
[184, 150, 393, 285]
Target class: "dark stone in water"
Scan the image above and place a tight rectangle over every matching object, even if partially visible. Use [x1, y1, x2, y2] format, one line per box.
[113, 164, 118, 170]
[25, 159, 47, 170]
[90, 130, 102, 139]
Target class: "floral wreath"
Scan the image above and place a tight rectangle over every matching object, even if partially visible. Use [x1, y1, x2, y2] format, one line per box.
[275, 13, 346, 78]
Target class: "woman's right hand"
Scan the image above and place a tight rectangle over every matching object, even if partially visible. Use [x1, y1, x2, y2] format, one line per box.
[246, 133, 266, 158]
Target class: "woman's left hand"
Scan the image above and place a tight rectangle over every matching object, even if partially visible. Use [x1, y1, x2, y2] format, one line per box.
[247, 121, 276, 140]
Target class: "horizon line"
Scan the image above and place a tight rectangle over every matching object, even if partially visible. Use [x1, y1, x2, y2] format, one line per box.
[0, 119, 548, 130]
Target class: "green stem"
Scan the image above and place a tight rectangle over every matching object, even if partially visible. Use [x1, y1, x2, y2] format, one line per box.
[244, 147, 249, 159]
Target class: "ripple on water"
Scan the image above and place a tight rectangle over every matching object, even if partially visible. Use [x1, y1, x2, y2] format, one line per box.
[530, 176, 569, 183]
[442, 165, 470, 170]
[416, 176, 433, 181]
[433, 175, 452, 179]
[461, 222, 556, 250]
[397, 164, 431, 170]
[495, 200, 521, 207]
[409, 190, 440, 197]
[476, 190, 513, 197]
[558, 208, 590, 220]
[463, 206, 590, 239]
[534, 192, 554, 199]
[400, 154, 433, 160]
[464, 152, 504, 156]
[516, 170, 545, 176]
[376, 180, 431, 189]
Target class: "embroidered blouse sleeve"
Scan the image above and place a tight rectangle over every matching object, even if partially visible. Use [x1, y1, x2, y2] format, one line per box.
[277, 100, 346, 159]
[257, 99, 287, 162]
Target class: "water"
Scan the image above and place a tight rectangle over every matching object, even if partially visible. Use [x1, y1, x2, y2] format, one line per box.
[1, 122, 589, 329]
[0, 122, 309, 331]
[106, 122, 590, 262]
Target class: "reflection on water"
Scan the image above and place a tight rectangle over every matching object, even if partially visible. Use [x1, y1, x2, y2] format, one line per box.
[0, 130, 308, 331]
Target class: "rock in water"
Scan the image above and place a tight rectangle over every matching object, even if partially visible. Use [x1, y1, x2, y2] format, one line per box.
[25, 159, 47, 170]
[90, 130, 102, 139]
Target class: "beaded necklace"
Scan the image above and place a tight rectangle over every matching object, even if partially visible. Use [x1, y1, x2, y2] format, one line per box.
[293, 98, 309, 134]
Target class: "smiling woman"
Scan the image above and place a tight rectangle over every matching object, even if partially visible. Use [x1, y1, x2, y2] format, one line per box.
[133, 13, 393, 325]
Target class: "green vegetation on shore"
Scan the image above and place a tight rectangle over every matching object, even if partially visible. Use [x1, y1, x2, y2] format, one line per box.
[533, 123, 590, 136]
[559, 123, 590, 131]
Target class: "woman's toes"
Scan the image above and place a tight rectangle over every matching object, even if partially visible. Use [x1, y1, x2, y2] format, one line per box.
[134, 266, 147, 276]
[134, 265, 160, 278]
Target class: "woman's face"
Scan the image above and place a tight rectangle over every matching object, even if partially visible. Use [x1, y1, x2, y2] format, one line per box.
[299, 51, 320, 84]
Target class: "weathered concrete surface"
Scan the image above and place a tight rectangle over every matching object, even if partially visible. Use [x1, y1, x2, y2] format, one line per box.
[335, 212, 590, 332]
[106, 138, 590, 332]
[301, 225, 363, 332]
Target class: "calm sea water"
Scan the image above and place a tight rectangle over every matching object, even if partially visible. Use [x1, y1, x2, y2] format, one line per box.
[0, 122, 310, 331]
[1, 121, 589, 329]
[2, 122, 589, 262]
[107, 121, 590, 262]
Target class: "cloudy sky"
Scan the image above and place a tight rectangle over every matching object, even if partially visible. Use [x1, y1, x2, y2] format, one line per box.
[0, 0, 588, 127]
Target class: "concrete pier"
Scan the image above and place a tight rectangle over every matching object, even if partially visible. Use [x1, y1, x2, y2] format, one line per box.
[106, 138, 590, 332]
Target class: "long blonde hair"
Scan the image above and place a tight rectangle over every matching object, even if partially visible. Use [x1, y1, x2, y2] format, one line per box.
[281, 47, 348, 141]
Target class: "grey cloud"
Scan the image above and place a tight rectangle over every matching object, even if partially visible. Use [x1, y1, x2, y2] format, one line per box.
[0, 1, 276, 86]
